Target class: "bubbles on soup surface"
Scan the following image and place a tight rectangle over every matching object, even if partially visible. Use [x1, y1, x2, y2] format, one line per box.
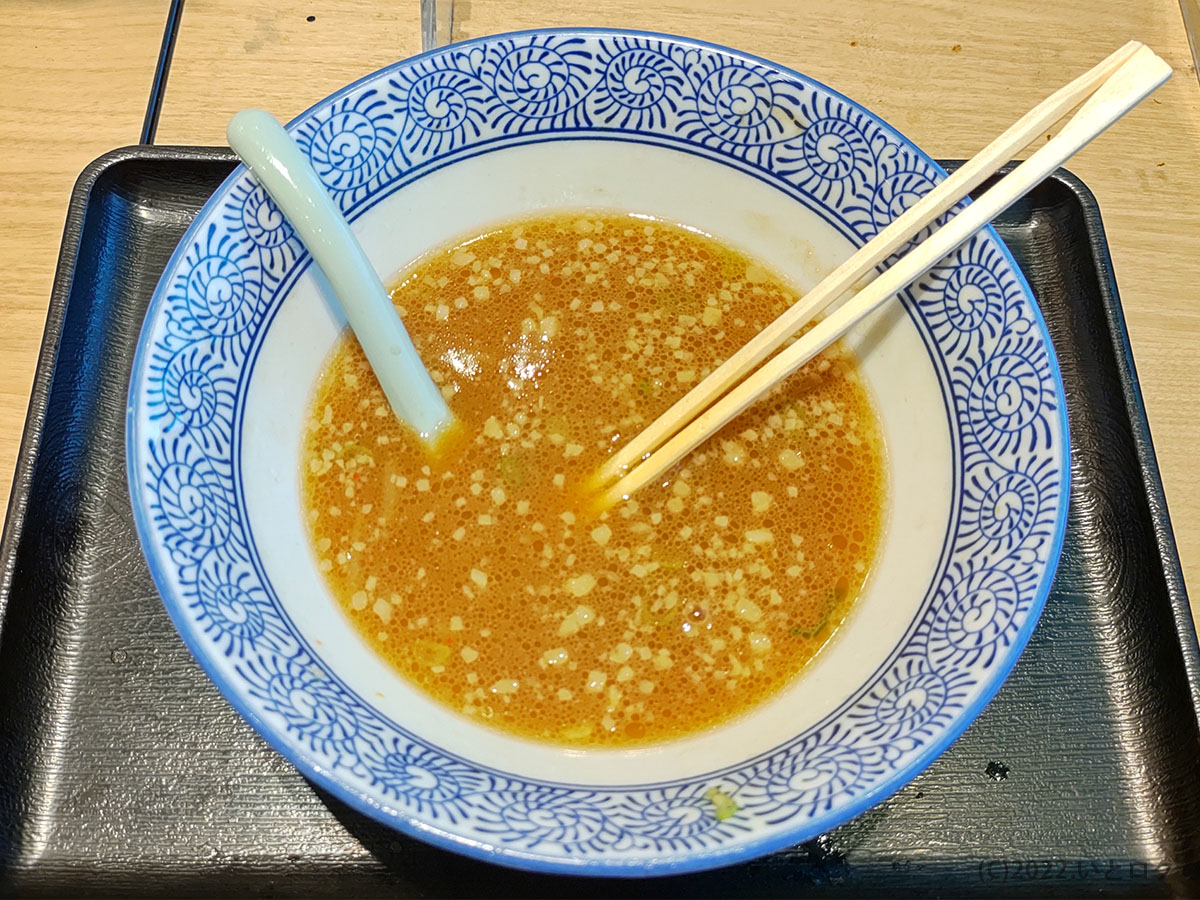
[302, 213, 885, 746]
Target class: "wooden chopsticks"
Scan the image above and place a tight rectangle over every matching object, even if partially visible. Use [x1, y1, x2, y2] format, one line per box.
[589, 42, 1169, 510]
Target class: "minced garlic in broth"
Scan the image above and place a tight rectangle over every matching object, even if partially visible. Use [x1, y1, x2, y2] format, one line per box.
[302, 212, 885, 746]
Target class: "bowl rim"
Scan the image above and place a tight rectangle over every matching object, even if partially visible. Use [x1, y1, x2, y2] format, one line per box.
[126, 26, 1071, 875]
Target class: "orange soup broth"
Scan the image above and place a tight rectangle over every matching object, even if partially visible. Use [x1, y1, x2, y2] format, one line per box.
[302, 212, 886, 746]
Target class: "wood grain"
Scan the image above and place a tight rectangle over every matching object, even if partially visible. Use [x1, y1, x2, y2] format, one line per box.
[0, 2, 167, 525]
[154, 0, 424, 143]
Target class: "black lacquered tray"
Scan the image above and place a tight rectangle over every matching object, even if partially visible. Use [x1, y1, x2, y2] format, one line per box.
[0, 147, 1196, 897]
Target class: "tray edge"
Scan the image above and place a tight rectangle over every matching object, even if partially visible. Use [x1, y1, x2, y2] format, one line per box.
[0, 145, 240, 643]
[0, 145, 1196, 892]
[1053, 166, 1200, 717]
[0, 150, 112, 640]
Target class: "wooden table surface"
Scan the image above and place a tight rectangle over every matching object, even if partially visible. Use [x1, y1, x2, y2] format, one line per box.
[2, 1, 1198, 620]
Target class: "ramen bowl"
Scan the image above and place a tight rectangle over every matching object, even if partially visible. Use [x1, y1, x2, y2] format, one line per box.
[127, 29, 1069, 875]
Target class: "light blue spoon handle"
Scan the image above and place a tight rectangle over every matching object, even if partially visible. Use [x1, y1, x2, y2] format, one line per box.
[227, 109, 453, 443]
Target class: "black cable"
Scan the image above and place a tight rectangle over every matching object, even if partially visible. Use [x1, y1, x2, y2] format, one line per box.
[140, 0, 186, 145]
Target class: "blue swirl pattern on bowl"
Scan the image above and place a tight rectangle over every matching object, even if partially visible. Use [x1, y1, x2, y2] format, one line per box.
[127, 29, 1069, 873]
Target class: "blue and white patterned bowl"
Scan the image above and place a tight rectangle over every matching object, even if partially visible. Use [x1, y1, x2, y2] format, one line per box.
[127, 29, 1069, 874]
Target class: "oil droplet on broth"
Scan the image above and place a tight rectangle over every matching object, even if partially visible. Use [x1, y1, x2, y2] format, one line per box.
[301, 212, 886, 746]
